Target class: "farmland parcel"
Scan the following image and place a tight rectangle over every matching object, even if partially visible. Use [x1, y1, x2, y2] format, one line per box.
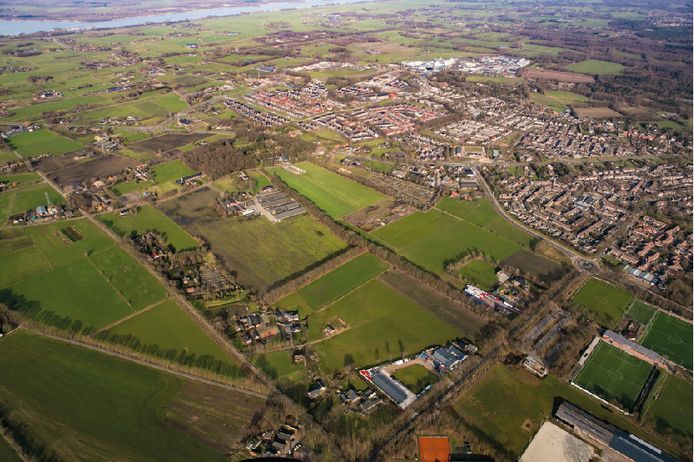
[0, 331, 264, 461]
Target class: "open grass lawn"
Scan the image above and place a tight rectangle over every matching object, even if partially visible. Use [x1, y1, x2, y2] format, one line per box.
[0, 172, 41, 189]
[457, 259, 497, 290]
[99, 205, 199, 252]
[640, 312, 693, 370]
[161, 189, 346, 291]
[565, 59, 625, 75]
[270, 161, 386, 218]
[372, 198, 528, 276]
[0, 219, 170, 330]
[392, 363, 438, 394]
[88, 246, 167, 311]
[0, 330, 264, 462]
[106, 300, 234, 363]
[0, 183, 64, 223]
[544, 90, 589, 105]
[626, 300, 657, 325]
[277, 253, 388, 315]
[573, 341, 653, 412]
[207, 214, 346, 292]
[152, 159, 196, 184]
[453, 364, 675, 459]
[307, 278, 460, 374]
[254, 350, 306, 383]
[379, 271, 485, 340]
[572, 277, 634, 326]
[7, 129, 83, 157]
[110, 179, 155, 196]
[644, 374, 693, 436]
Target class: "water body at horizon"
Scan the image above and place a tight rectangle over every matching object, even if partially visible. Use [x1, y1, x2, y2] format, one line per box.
[0, 0, 366, 36]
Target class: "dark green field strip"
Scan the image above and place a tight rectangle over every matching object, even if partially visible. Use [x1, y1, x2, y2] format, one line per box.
[640, 312, 693, 370]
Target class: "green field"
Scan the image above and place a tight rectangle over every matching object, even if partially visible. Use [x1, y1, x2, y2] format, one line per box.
[0, 172, 41, 188]
[254, 350, 306, 383]
[270, 161, 386, 218]
[110, 160, 196, 196]
[99, 205, 199, 252]
[392, 363, 439, 394]
[0, 183, 64, 223]
[565, 59, 625, 75]
[640, 312, 693, 370]
[453, 364, 672, 458]
[457, 259, 497, 290]
[307, 278, 460, 373]
[88, 245, 167, 310]
[277, 253, 388, 315]
[105, 299, 236, 365]
[160, 188, 346, 291]
[572, 278, 634, 326]
[644, 374, 693, 436]
[573, 341, 653, 411]
[0, 219, 168, 330]
[372, 198, 531, 276]
[0, 330, 264, 461]
[7, 129, 83, 157]
[152, 159, 196, 184]
[626, 300, 657, 324]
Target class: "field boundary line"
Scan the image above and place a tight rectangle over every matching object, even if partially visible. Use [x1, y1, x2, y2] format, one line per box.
[22, 326, 268, 399]
[94, 299, 166, 333]
[84, 254, 138, 312]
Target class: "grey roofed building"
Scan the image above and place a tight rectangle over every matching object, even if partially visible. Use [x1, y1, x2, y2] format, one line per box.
[555, 402, 679, 462]
[371, 370, 407, 404]
[602, 330, 666, 365]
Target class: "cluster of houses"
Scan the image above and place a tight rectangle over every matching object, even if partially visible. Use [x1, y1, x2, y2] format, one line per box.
[246, 423, 303, 458]
[224, 99, 289, 127]
[609, 216, 691, 287]
[8, 203, 75, 225]
[492, 162, 693, 255]
[234, 312, 281, 345]
[247, 80, 343, 119]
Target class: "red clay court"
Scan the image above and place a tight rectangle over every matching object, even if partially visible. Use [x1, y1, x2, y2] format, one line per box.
[418, 435, 450, 462]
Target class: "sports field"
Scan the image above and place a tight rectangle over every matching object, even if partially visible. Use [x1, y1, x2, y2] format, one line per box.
[7, 129, 83, 157]
[372, 198, 527, 276]
[453, 364, 672, 458]
[571, 278, 634, 326]
[277, 253, 388, 315]
[269, 161, 386, 218]
[307, 278, 460, 373]
[105, 300, 236, 364]
[644, 374, 692, 436]
[565, 59, 625, 75]
[573, 341, 653, 411]
[640, 312, 693, 370]
[99, 205, 199, 252]
[392, 363, 439, 394]
[0, 330, 264, 461]
[627, 300, 657, 324]
[0, 219, 168, 330]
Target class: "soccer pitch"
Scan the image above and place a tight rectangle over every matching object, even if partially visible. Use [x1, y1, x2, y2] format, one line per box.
[573, 341, 653, 412]
[640, 312, 693, 370]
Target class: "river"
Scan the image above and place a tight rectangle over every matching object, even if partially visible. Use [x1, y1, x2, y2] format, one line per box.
[0, 0, 367, 36]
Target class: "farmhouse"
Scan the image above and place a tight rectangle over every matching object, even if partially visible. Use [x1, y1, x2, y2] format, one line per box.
[602, 330, 667, 369]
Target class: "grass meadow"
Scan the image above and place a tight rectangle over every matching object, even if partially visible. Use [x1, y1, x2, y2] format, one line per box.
[7, 129, 83, 157]
[99, 205, 199, 252]
[277, 253, 388, 315]
[0, 330, 263, 461]
[270, 161, 386, 218]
